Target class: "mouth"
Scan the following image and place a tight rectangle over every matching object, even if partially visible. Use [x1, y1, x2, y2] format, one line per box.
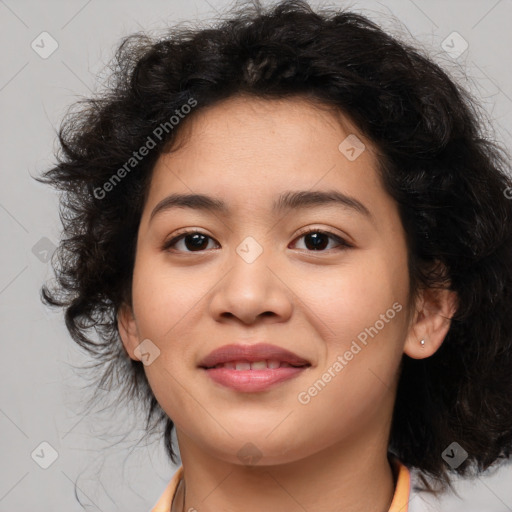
[198, 343, 311, 369]
[198, 343, 311, 392]
[201, 360, 310, 370]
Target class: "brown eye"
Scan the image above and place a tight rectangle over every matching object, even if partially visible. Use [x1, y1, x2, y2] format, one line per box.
[162, 228, 351, 253]
[291, 229, 351, 252]
[162, 231, 219, 252]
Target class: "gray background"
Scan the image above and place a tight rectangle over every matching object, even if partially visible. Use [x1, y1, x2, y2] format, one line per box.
[1, 0, 511, 510]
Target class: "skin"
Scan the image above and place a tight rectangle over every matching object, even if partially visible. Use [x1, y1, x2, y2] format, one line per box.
[118, 94, 457, 512]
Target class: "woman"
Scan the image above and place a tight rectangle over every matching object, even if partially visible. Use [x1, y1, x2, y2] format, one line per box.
[38, 1, 512, 511]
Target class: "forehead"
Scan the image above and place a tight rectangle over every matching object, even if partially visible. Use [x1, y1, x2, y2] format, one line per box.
[142, 94, 388, 223]
[170, 94, 367, 152]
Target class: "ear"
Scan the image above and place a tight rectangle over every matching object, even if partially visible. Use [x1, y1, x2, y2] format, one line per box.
[404, 284, 458, 360]
[117, 302, 140, 361]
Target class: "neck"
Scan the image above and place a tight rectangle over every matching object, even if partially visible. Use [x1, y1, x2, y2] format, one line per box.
[174, 430, 396, 512]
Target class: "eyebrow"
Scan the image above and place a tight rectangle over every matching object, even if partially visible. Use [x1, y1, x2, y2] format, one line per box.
[149, 190, 373, 222]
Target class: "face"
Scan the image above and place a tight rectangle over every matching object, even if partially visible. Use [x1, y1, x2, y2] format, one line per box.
[118, 95, 442, 466]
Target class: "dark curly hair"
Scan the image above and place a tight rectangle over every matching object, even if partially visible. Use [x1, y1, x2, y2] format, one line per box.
[37, 0, 512, 497]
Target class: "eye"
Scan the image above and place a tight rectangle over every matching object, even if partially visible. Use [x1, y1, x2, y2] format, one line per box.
[290, 228, 351, 252]
[162, 230, 219, 253]
[162, 228, 351, 253]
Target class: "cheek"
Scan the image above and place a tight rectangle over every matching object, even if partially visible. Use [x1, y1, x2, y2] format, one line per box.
[131, 250, 208, 337]
[295, 268, 405, 435]
[296, 253, 408, 407]
[295, 255, 406, 345]
[129, 249, 222, 407]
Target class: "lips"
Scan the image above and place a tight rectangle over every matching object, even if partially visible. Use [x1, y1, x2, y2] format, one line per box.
[199, 343, 311, 392]
[198, 343, 311, 369]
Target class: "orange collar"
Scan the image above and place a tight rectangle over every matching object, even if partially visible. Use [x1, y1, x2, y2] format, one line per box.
[389, 455, 411, 512]
[151, 456, 411, 512]
[151, 465, 183, 512]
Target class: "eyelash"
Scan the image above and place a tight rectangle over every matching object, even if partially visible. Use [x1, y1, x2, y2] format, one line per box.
[161, 227, 352, 253]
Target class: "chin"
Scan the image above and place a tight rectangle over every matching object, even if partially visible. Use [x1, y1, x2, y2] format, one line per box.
[202, 434, 309, 467]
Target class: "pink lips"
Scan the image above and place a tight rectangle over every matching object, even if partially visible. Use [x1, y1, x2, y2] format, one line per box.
[198, 343, 311, 392]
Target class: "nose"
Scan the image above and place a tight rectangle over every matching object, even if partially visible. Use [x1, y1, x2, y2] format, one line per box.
[208, 245, 293, 325]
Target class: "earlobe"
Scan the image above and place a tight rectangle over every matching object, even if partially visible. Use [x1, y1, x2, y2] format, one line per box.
[404, 286, 458, 360]
[117, 303, 140, 361]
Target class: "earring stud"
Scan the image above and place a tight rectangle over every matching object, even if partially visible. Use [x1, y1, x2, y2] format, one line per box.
[419, 338, 425, 347]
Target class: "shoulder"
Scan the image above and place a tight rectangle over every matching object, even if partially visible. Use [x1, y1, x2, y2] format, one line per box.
[150, 466, 183, 512]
